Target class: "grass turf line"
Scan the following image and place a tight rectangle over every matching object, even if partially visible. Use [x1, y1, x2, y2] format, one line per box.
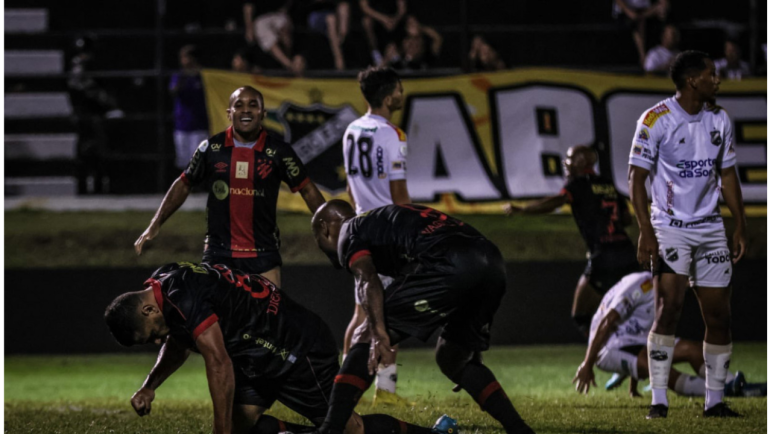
[5, 344, 766, 433]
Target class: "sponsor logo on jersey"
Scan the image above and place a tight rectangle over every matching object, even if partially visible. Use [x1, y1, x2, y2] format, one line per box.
[642, 104, 670, 128]
[591, 184, 616, 195]
[265, 148, 276, 157]
[676, 158, 716, 178]
[633, 145, 643, 155]
[641, 279, 653, 293]
[665, 247, 679, 262]
[198, 140, 209, 152]
[283, 157, 301, 177]
[350, 125, 378, 133]
[376, 146, 385, 179]
[210, 143, 222, 151]
[214, 162, 228, 173]
[637, 128, 650, 141]
[267, 290, 281, 315]
[704, 251, 731, 264]
[650, 350, 669, 361]
[230, 187, 265, 197]
[666, 181, 674, 215]
[212, 180, 229, 200]
[236, 161, 249, 179]
[710, 130, 723, 146]
[392, 161, 404, 170]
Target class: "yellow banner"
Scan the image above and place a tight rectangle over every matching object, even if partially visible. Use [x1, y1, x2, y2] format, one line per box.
[201, 69, 766, 216]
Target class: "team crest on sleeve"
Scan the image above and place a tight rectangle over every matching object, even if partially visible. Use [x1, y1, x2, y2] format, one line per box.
[399, 145, 408, 157]
[710, 130, 723, 146]
[637, 128, 650, 142]
[198, 140, 209, 152]
[642, 104, 670, 128]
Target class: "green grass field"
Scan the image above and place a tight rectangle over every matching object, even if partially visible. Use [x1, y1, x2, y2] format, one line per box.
[5, 344, 766, 433]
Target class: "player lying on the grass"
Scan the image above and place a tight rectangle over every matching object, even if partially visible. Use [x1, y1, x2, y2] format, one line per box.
[312, 201, 535, 434]
[573, 271, 766, 398]
[104, 262, 456, 434]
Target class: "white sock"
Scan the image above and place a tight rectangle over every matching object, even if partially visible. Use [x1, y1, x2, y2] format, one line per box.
[648, 332, 675, 406]
[674, 373, 706, 396]
[698, 363, 734, 383]
[703, 342, 731, 410]
[375, 363, 397, 393]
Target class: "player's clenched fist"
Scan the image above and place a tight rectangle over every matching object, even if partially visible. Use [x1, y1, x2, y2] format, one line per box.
[131, 387, 155, 416]
[637, 228, 659, 271]
[135, 221, 160, 256]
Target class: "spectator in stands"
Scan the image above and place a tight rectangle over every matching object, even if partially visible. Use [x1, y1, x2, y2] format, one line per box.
[468, 35, 506, 72]
[644, 24, 679, 73]
[715, 40, 751, 80]
[614, 0, 669, 67]
[382, 15, 441, 71]
[361, 0, 407, 65]
[231, 48, 261, 74]
[305, 0, 350, 70]
[170, 45, 209, 170]
[243, 0, 306, 75]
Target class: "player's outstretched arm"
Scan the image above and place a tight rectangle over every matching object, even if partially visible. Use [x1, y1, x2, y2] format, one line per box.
[503, 194, 567, 216]
[132, 336, 191, 416]
[720, 166, 747, 264]
[573, 310, 621, 394]
[299, 181, 326, 214]
[135, 177, 191, 255]
[350, 255, 393, 375]
[197, 322, 235, 434]
[628, 165, 657, 270]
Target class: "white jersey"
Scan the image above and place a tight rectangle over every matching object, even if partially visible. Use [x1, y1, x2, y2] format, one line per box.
[589, 272, 655, 350]
[343, 113, 408, 214]
[628, 97, 736, 228]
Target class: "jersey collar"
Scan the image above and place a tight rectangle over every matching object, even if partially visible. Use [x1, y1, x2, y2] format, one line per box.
[670, 96, 704, 123]
[225, 126, 267, 151]
[145, 278, 164, 311]
[365, 113, 389, 123]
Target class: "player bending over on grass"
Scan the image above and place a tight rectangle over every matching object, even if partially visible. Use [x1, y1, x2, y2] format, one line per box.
[343, 66, 411, 406]
[573, 271, 765, 398]
[628, 50, 747, 419]
[312, 201, 535, 434]
[105, 262, 455, 434]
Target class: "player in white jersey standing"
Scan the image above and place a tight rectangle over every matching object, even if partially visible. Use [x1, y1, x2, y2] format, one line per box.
[572, 271, 764, 399]
[628, 51, 747, 419]
[343, 66, 411, 406]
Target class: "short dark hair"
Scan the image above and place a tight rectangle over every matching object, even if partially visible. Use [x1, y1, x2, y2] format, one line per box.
[670, 50, 711, 89]
[358, 67, 401, 108]
[104, 292, 145, 347]
[229, 86, 264, 109]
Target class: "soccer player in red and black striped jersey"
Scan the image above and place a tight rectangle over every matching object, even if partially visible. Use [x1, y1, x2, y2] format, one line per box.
[135, 86, 326, 287]
[104, 262, 452, 434]
[312, 201, 535, 434]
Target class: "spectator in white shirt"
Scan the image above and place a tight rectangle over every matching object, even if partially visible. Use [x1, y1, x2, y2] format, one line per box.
[714, 40, 751, 80]
[644, 24, 680, 73]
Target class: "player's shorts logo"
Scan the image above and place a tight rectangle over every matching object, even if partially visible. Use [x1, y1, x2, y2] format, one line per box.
[664, 247, 679, 262]
[212, 180, 229, 200]
[414, 300, 430, 312]
[650, 350, 668, 361]
[710, 130, 723, 146]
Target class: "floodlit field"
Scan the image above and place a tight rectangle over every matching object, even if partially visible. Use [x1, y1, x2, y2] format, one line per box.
[5, 344, 766, 433]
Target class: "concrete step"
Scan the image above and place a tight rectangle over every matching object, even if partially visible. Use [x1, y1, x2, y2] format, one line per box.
[5, 50, 64, 76]
[5, 9, 48, 34]
[5, 134, 78, 160]
[5, 92, 73, 118]
[5, 177, 77, 197]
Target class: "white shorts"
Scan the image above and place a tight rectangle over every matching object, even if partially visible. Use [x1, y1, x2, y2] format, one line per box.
[174, 130, 209, 170]
[596, 347, 640, 379]
[355, 274, 394, 305]
[654, 223, 732, 287]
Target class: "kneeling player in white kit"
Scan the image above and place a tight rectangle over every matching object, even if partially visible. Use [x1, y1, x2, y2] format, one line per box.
[342, 66, 411, 406]
[628, 51, 748, 419]
[572, 272, 765, 399]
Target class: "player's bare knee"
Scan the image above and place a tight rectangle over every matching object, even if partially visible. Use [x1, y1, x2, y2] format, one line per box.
[343, 413, 365, 434]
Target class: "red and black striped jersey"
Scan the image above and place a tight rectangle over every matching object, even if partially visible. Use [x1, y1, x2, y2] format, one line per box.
[181, 127, 310, 257]
[338, 204, 483, 276]
[145, 262, 327, 379]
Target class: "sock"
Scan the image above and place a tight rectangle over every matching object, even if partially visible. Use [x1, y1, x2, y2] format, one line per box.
[362, 414, 432, 434]
[673, 373, 705, 396]
[376, 363, 397, 393]
[457, 362, 530, 433]
[697, 364, 734, 382]
[704, 342, 732, 410]
[647, 332, 675, 406]
[250, 415, 314, 434]
[320, 343, 374, 434]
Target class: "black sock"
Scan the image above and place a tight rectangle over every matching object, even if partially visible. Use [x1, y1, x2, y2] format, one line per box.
[458, 362, 531, 433]
[362, 414, 432, 434]
[250, 415, 315, 434]
[320, 343, 374, 434]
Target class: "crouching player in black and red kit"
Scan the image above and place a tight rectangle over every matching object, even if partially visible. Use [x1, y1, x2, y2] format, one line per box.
[104, 262, 451, 434]
[312, 201, 535, 434]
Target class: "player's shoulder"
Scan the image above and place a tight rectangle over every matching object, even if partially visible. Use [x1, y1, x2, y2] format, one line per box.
[705, 103, 731, 121]
[639, 98, 675, 129]
[382, 121, 407, 143]
[347, 115, 380, 134]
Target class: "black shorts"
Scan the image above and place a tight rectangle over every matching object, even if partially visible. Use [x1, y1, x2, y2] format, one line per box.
[202, 251, 283, 275]
[233, 326, 338, 425]
[584, 244, 639, 294]
[383, 235, 506, 352]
